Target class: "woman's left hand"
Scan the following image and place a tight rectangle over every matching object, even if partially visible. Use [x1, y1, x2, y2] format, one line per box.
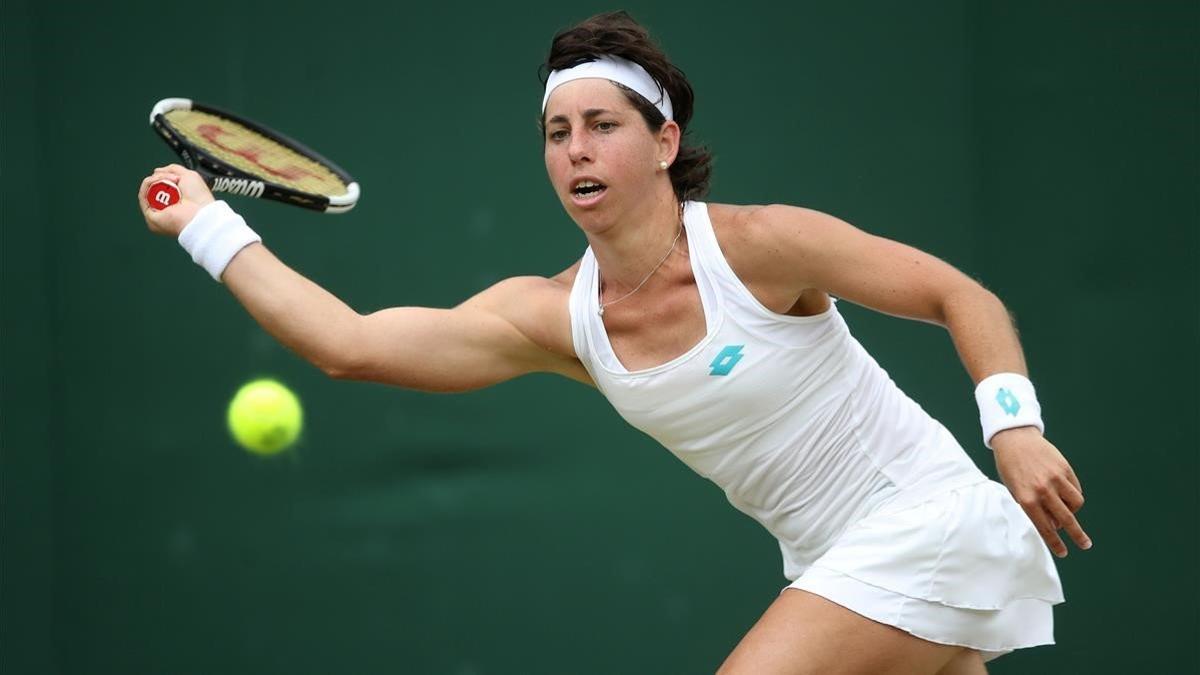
[992, 426, 1092, 558]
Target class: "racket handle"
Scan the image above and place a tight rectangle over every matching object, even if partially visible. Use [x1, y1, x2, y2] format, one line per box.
[147, 179, 181, 211]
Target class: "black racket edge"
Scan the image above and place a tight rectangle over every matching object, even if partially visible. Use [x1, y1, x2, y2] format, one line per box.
[150, 116, 356, 214]
[148, 98, 360, 214]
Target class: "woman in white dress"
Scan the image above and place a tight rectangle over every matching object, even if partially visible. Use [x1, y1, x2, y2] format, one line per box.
[137, 11, 1091, 674]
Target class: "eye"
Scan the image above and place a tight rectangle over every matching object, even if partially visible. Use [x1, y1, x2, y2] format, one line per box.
[548, 129, 569, 142]
[596, 121, 618, 132]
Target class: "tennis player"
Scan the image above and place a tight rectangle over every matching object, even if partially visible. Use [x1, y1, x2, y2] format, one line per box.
[137, 11, 1089, 674]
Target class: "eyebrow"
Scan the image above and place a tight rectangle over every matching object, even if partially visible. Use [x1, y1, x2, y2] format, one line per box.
[546, 108, 613, 125]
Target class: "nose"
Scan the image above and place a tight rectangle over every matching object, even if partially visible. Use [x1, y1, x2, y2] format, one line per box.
[567, 129, 591, 165]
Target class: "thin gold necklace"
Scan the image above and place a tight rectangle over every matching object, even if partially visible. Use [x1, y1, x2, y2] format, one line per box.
[598, 217, 683, 317]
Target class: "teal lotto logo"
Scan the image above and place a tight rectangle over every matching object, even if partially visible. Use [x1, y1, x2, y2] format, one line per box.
[709, 345, 745, 376]
[995, 387, 1021, 416]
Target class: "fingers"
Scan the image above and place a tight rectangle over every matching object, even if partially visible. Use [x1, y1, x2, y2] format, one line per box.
[138, 171, 175, 215]
[1065, 464, 1083, 494]
[149, 168, 185, 186]
[1028, 506, 1069, 558]
[137, 175, 153, 209]
[1043, 491, 1092, 554]
[1058, 478, 1085, 513]
[139, 170, 177, 192]
[1049, 470, 1090, 552]
[153, 165, 201, 189]
[1023, 485, 1091, 559]
[138, 167, 198, 236]
[995, 437, 1092, 559]
[155, 163, 190, 175]
[140, 165, 188, 198]
[143, 165, 214, 209]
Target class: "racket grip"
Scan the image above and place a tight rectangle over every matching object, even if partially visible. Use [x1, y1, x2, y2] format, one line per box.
[147, 179, 181, 211]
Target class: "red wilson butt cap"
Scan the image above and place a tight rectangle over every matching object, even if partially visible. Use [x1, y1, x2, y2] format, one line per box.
[148, 180, 181, 211]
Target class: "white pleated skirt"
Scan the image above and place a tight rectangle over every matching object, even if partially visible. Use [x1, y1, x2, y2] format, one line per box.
[785, 479, 1064, 663]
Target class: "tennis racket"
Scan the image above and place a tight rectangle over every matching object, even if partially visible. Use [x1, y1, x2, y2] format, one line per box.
[148, 98, 360, 213]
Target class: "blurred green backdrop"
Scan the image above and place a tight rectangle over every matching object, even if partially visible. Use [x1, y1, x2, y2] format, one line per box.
[3, 1, 1196, 673]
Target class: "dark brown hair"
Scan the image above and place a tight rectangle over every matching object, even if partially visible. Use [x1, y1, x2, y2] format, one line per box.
[540, 11, 713, 202]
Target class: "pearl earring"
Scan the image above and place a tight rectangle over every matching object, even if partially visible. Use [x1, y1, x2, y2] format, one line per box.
[659, 160, 669, 170]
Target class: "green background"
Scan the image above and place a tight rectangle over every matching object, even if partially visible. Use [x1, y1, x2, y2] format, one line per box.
[3, 1, 1196, 673]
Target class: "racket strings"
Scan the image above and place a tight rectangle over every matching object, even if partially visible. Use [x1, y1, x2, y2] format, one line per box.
[165, 110, 347, 196]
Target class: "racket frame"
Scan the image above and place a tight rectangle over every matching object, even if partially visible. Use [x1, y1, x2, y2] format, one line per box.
[149, 98, 360, 213]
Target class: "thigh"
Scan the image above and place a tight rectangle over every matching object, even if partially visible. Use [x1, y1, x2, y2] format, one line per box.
[936, 649, 987, 675]
[717, 589, 965, 675]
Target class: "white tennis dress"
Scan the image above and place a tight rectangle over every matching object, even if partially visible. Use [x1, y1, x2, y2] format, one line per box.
[567, 201, 1064, 662]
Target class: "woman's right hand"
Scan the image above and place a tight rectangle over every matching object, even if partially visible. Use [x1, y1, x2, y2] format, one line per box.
[137, 164, 216, 238]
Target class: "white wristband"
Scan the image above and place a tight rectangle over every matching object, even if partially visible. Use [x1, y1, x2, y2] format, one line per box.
[177, 200, 261, 282]
[974, 372, 1045, 449]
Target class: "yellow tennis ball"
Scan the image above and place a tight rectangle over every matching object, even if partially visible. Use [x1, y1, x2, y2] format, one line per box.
[227, 379, 303, 455]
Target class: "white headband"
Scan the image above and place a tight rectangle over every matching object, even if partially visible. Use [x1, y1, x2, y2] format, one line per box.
[541, 55, 674, 121]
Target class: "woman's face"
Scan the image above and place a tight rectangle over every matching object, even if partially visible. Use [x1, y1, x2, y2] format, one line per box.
[543, 79, 674, 234]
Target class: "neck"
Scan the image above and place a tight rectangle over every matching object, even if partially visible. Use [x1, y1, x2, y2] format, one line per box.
[588, 189, 684, 293]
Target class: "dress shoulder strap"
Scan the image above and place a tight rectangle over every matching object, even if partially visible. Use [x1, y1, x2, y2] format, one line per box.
[680, 201, 744, 294]
[683, 201, 842, 325]
[567, 248, 603, 380]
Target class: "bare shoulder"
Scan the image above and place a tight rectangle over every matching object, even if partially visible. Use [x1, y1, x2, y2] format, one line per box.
[704, 202, 837, 296]
[706, 202, 835, 252]
[705, 202, 769, 233]
[550, 258, 584, 286]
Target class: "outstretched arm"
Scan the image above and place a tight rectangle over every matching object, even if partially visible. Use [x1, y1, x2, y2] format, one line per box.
[138, 165, 589, 393]
[750, 204, 1091, 558]
[222, 246, 586, 391]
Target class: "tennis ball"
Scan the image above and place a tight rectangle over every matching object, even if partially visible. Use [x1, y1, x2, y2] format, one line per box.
[227, 378, 303, 455]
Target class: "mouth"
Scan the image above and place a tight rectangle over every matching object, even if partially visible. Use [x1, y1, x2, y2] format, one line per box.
[570, 179, 608, 205]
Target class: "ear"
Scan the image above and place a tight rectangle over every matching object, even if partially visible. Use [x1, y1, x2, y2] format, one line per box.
[656, 120, 681, 167]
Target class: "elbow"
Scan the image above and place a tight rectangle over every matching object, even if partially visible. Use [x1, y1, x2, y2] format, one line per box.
[321, 360, 357, 381]
[319, 342, 370, 381]
[938, 284, 1004, 327]
[979, 288, 1008, 317]
[316, 316, 366, 381]
[313, 349, 358, 380]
